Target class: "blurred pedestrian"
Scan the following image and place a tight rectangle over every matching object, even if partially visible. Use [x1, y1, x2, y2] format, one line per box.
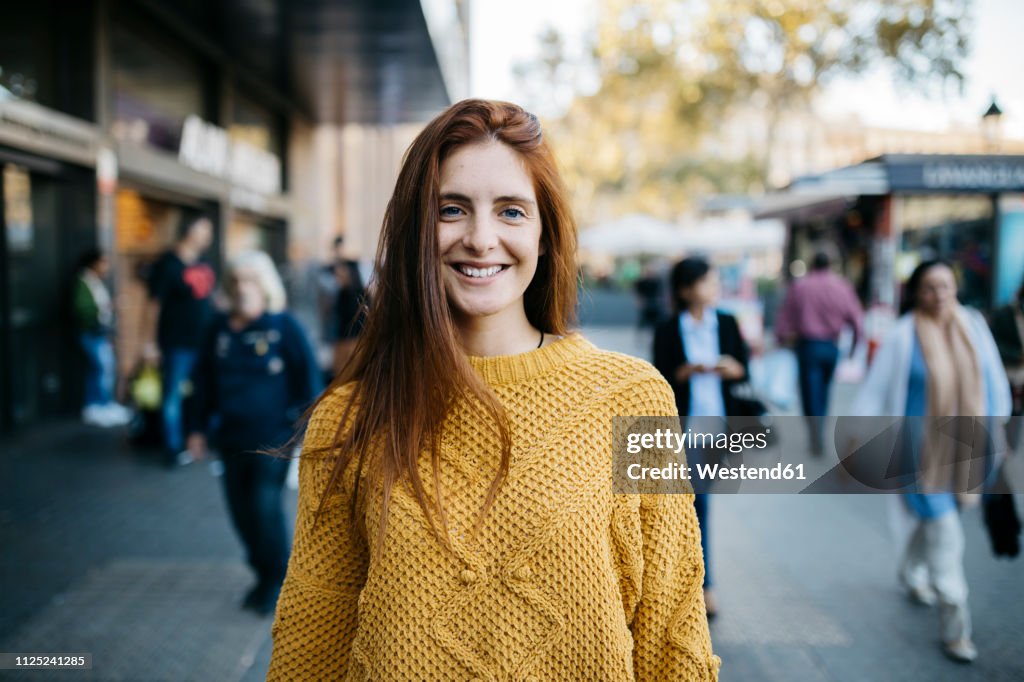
[634, 262, 664, 335]
[653, 256, 750, 620]
[73, 248, 131, 427]
[267, 100, 718, 680]
[315, 235, 347, 342]
[776, 248, 863, 454]
[186, 250, 322, 616]
[989, 275, 1024, 452]
[850, 259, 1011, 664]
[140, 209, 216, 468]
[330, 258, 366, 376]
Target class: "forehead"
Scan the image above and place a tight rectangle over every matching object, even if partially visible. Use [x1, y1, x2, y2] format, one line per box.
[921, 265, 955, 284]
[439, 141, 535, 199]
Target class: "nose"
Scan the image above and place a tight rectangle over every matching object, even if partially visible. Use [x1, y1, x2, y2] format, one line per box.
[461, 214, 499, 254]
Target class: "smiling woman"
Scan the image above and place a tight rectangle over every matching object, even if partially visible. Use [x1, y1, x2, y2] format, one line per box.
[438, 141, 546, 342]
[267, 99, 719, 681]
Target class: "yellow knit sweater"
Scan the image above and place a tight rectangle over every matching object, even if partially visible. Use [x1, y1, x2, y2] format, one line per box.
[268, 333, 720, 681]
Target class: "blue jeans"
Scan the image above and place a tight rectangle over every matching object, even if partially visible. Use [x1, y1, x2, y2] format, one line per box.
[221, 449, 292, 588]
[796, 339, 839, 448]
[161, 348, 198, 453]
[80, 333, 115, 407]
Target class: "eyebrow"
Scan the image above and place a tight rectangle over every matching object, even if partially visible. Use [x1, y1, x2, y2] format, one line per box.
[440, 192, 537, 208]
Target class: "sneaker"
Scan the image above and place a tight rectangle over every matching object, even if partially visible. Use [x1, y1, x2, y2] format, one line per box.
[82, 405, 109, 427]
[704, 588, 719, 620]
[907, 584, 938, 607]
[100, 403, 132, 426]
[242, 581, 282, 617]
[943, 638, 978, 663]
[165, 449, 194, 469]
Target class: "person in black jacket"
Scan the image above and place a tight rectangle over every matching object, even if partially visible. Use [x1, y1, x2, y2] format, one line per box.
[653, 256, 750, 619]
[187, 250, 323, 615]
[330, 258, 367, 376]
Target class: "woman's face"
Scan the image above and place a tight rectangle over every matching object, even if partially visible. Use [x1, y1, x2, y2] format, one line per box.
[680, 270, 719, 309]
[232, 266, 266, 320]
[916, 265, 958, 318]
[437, 141, 543, 325]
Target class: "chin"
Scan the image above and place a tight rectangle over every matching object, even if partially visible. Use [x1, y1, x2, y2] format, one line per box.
[451, 301, 512, 320]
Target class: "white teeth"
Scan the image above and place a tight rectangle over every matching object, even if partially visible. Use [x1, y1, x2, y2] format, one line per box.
[457, 265, 503, 278]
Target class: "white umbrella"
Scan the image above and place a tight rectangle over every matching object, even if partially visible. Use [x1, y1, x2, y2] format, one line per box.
[579, 214, 686, 256]
[675, 218, 785, 254]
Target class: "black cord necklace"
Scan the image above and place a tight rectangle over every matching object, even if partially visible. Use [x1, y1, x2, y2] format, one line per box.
[537, 330, 545, 348]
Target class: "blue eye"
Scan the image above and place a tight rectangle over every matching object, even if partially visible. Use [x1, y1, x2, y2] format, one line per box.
[501, 207, 526, 219]
[440, 205, 463, 217]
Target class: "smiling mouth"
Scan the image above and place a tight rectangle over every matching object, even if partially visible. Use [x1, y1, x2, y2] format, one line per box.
[451, 263, 509, 279]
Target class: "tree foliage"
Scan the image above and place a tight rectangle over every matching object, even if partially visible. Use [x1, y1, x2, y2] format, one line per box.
[519, 0, 972, 224]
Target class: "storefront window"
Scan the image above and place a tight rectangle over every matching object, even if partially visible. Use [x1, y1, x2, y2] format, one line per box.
[227, 214, 286, 264]
[110, 23, 206, 153]
[3, 165, 33, 252]
[0, 7, 47, 104]
[0, 3, 93, 119]
[995, 195, 1024, 306]
[229, 93, 282, 157]
[897, 195, 995, 310]
[112, 189, 212, 378]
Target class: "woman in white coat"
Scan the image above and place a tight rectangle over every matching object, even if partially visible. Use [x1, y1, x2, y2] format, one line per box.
[850, 259, 1011, 664]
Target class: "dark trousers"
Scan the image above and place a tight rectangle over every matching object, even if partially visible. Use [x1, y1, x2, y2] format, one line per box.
[796, 339, 840, 449]
[221, 449, 292, 588]
[694, 493, 711, 588]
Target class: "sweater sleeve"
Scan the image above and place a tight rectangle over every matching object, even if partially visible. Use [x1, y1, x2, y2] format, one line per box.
[614, 374, 720, 681]
[267, 389, 369, 681]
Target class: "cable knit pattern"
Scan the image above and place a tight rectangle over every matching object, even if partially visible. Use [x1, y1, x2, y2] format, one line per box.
[268, 333, 720, 681]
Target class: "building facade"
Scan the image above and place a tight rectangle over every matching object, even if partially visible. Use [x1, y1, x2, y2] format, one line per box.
[756, 154, 1024, 328]
[0, 0, 467, 431]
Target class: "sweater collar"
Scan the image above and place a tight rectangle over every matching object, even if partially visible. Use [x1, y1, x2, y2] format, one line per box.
[466, 332, 594, 386]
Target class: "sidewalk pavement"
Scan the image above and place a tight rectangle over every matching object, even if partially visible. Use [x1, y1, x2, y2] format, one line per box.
[0, 326, 1021, 681]
[588, 326, 1024, 682]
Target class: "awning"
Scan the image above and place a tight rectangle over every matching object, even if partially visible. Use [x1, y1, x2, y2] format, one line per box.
[146, 0, 464, 124]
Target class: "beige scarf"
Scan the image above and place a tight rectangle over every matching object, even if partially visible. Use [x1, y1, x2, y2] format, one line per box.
[913, 306, 984, 498]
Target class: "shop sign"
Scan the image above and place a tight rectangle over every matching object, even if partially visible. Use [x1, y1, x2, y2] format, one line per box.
[178, 115, 281, 196]
[889, 158, 1024, 192]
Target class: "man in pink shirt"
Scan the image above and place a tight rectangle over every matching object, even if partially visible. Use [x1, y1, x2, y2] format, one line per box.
[776, 250, 864, 454]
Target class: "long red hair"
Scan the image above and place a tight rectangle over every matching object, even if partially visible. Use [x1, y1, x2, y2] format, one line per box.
[313, 100, 578, 550]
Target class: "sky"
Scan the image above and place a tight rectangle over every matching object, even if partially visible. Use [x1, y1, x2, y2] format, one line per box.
[468, 0, 1024, 139]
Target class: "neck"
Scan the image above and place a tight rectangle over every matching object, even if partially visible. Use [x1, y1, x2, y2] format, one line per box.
[687, 304, 707, 321]
[919, 306, 956, 323]
[229, 310, 263, 330]
[456, 308, 541, 357]
[176, 243, 199, 263]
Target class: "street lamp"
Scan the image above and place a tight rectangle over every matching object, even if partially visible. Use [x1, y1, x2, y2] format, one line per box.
[982, 96, 1003, 152]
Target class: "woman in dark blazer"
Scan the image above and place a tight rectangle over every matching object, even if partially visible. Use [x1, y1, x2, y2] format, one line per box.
[653, 256, 750, 619]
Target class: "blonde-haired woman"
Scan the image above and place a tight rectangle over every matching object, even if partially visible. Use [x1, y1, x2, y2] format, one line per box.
[187, 250, 322, 615]
[851, 259, 1011, 663]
